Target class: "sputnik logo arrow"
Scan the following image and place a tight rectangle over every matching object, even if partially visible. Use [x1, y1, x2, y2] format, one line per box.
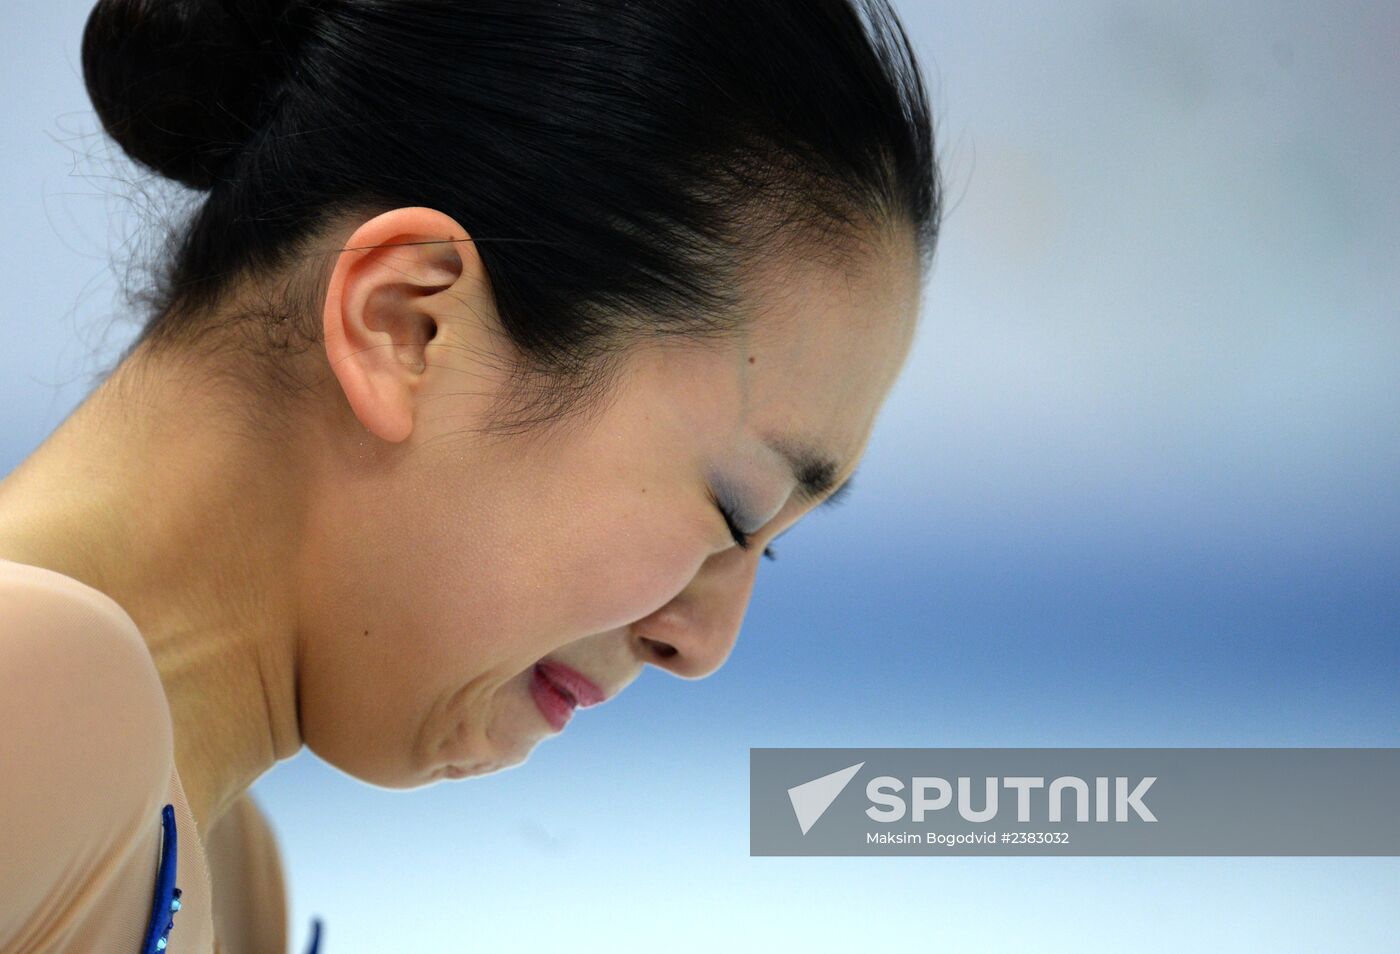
[787, 761, 865, 835]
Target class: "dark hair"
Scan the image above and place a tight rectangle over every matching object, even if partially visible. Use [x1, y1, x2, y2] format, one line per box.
[82, 0, 943, 433]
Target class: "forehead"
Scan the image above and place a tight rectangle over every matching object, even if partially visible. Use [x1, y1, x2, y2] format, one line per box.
[728, 232, 922, 471]
[598, 230, 922, 490]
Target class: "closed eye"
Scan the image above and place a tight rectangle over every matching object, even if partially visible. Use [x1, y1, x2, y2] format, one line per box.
[710, 491, 778, 562]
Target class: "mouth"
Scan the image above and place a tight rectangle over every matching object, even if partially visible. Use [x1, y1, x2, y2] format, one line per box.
[530, 660, 607, 732]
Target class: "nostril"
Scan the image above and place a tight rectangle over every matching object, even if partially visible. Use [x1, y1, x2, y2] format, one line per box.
[640, 637, 678, 660]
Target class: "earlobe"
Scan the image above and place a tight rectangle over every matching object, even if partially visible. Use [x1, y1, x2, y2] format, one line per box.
[321, 207, 471, 444]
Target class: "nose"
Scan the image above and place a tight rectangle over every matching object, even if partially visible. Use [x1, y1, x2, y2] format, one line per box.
[631, 544, 762, 680]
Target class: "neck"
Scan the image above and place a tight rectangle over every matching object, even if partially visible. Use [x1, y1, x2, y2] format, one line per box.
[0, 343, 308, 835]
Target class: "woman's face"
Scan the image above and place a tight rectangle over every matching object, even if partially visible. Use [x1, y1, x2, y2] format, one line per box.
[297, 211, 922, 787]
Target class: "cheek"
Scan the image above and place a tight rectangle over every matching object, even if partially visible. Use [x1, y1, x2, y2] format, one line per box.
[533, 492, 708, 637]
[403, 494, 702, 659]
[553, 543, 700, 635]
[489, 473, 707, 638]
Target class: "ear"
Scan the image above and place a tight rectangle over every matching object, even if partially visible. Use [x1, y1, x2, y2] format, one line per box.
[321, 206, 487, 443]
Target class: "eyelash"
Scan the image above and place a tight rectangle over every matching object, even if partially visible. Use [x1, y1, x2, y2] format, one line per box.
[716, 499, 778, 562]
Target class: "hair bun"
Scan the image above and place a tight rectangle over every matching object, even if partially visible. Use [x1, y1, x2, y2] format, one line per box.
[81, 0, 315, 191]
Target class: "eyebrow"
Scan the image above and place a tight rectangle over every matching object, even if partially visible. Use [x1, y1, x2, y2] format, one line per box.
[761, 435, 858, 509]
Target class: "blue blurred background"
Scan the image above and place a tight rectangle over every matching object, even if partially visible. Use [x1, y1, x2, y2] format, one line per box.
[3, 1, 1396, 950]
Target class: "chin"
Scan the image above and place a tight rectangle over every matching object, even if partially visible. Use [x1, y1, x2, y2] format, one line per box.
[442, 736, 538, 779]
[440, 751, 529, 780]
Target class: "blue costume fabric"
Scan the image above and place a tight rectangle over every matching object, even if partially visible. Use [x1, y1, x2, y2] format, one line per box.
[140, 803, 323, 954]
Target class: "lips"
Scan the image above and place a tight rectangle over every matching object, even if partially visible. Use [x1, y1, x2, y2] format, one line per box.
[535, 660, 608, 708]
[530, 660, 608, 733]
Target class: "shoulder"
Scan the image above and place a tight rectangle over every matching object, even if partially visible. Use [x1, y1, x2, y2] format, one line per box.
[0, 558, 173, 762]
[0, 559, 175, 943]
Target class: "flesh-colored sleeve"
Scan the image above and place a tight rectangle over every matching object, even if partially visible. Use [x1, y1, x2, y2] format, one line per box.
[203, 790, 289, 954]
[0, 565, 174, 949]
